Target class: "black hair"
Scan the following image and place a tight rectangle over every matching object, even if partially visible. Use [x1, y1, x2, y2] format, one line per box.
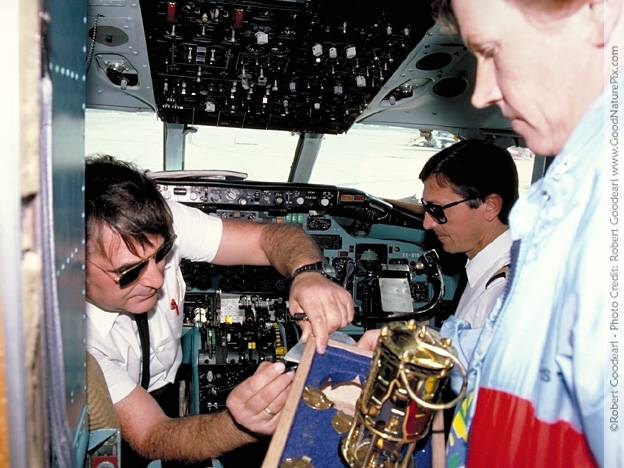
[419, 139, 519, 224]
[85, 155, 173, 255]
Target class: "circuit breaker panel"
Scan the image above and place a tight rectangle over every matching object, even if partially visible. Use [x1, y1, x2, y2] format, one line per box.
[139, 0, 434, 133]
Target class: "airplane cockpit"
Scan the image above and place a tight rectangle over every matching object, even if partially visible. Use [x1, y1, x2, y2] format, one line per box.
[85, 0, 532, 417]
[3, 0, 542, 467]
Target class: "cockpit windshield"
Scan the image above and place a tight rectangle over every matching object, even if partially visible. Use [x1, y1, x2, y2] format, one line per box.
[87, 108, 535, 199]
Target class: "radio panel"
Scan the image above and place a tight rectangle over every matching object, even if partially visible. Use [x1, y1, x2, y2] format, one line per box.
[159, 181, 337, 210]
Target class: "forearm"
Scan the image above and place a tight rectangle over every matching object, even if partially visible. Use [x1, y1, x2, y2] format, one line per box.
[142, 410, 257, 462]
[260, 224, 321, 276]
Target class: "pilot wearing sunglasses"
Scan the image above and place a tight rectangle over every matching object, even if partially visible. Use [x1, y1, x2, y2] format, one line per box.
[419, 139, 518, 329]
[84, 155, 354, 466]
[358, 139, 518, 354]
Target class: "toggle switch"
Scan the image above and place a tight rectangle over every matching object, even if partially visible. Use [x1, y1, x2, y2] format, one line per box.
[257, 68, 267, 86]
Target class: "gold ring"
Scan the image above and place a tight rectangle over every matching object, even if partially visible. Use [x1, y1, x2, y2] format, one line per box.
[264, 407, 276, 416]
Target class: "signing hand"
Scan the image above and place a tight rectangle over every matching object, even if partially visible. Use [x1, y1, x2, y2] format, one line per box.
[289, 272, 355, 353]
[226, 361, 294, 435]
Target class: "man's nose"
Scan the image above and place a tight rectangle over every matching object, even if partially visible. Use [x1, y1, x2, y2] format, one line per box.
[141, 259, 165, 290]
[471, 59, 503, 109]
[422, 211, 438, 230]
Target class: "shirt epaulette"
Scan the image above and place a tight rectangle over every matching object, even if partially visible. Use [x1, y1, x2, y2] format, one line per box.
[485, 264, 510, 289]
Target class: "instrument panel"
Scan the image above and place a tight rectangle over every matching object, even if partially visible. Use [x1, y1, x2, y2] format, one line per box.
[152, 175, 451, 415]
[139, 0, 434, 133]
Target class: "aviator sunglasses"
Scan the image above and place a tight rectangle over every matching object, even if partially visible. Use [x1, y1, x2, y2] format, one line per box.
[420, 198, 474, 224]
[102, 234, 177, 288]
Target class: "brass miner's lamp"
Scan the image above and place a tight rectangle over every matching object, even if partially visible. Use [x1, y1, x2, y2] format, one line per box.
[341, 320, 466, 468]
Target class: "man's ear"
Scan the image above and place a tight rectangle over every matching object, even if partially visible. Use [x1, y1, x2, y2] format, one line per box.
[484, 194, 503, 222]
[587, 0, 620, 47]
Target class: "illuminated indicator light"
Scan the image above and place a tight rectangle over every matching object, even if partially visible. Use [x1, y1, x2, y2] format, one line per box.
[340, 194, 355, 202]
[234, 9, 244, 29]
[275, 346, 287, 357]
[354, 194, 366, 202]
[376, 438, 384, 449]
[248, 342, 256, 350]
[166, 2, 177, 23]
[339, 251, 349, 257]
[225, 316, 233, 324]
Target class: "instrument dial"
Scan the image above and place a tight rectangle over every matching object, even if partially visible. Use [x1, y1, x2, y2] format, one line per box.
[225, 188, 240, 201]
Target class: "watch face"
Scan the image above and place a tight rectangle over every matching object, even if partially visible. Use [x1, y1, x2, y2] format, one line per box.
[322, 262, 336, 278]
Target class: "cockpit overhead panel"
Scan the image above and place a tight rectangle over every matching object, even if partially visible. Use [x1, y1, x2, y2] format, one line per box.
[139, 0, 434, 133]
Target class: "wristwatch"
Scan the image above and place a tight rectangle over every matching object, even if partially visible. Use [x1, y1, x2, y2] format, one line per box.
[291, 261, 335, 280]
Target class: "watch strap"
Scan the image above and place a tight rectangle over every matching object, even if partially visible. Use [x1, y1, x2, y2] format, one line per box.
[291, 261, 325, 280]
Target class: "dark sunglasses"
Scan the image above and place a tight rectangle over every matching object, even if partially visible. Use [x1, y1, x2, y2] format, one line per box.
[116, 235, 177, 288]
[420, 198, 474, 224]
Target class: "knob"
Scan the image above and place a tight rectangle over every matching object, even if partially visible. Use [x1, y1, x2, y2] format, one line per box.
[320, 198, 330, 207]
[296, 197, 304, 205]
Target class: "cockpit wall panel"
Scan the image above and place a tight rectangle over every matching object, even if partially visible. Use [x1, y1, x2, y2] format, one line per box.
[47, 0, 88, 461]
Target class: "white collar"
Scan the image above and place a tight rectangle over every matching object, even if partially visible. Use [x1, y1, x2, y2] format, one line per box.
[85, 262, 175, 338]
[86, 300, 120, 339]
[465, 229, 512, 287]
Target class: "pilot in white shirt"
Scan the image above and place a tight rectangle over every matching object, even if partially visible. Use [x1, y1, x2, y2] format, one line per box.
[418, 139, 518, 328]
[358, 140, 518, 360]
[84, 155, 354, 464]
[87, 200, 221, 402]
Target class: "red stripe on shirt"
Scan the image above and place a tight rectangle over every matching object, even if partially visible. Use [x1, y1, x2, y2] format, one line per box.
[467, 387, 597, 468]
